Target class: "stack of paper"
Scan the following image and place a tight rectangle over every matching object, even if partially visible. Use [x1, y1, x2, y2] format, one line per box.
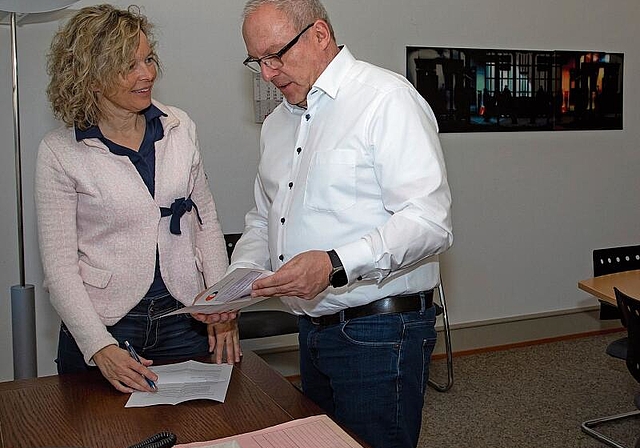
[175, 414, 364, 448]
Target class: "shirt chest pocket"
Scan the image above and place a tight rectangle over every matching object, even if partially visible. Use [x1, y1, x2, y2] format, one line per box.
[304, 149, 356, 212]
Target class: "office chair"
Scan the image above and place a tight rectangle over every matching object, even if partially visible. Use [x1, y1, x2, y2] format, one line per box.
[428, 275, 454, 392]
[581, 287, 640, 448]
[223, 233, 299, 340]
[593, 245, 640, 360]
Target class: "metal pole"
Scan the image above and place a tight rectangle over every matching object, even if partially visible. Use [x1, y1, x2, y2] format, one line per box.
[12, 285, 37, 379]
[10, 12, 25, 286]
[9, 11, 37, 379]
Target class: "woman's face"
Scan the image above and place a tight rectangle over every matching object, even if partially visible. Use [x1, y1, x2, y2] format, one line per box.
[99, 31, 157, 117]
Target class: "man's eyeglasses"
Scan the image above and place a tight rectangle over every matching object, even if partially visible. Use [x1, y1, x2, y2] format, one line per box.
[243, 22, 314, 73]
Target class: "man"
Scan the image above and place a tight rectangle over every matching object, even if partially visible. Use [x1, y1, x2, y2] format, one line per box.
[220, 1, 451, 446]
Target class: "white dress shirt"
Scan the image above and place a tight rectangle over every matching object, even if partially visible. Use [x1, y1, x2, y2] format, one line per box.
[231, 46, 453, 317]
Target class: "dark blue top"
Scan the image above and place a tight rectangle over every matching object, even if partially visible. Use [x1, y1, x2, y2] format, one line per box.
[75, 104, 169, 298]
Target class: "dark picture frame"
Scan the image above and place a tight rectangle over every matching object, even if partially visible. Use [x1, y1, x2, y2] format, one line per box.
[406, 47, 623, 133]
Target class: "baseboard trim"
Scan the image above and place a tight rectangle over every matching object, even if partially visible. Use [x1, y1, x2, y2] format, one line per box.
[448, 305, 602, 330]
[432, 327, 625, 360]
[431, 306, 623, 357]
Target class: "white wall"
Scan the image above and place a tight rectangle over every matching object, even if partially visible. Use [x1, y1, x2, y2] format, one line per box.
[0, 0, 638, 381]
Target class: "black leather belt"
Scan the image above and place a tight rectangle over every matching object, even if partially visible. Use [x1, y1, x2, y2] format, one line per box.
[306, 290, 434, 326]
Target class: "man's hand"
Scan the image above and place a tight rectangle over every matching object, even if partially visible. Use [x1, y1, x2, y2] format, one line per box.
[93, 344, 158, 393]
[251, 250, 332, 300]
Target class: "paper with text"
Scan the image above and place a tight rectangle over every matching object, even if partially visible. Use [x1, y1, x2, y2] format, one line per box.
[164, 268, 272, 316]
[125, 360, 233, 407]
[175, 414, 363, 448]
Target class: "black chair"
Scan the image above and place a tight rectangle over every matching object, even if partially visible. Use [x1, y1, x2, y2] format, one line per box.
[581, 287, 640, 448]
[593, 246, 640, 277]
[593, 245, 640, 360]
[223, 233, 299, 340]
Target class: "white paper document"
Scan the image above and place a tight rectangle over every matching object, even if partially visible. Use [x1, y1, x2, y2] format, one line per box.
[125, 360, 233, 407]
[164, 268, 272, 316]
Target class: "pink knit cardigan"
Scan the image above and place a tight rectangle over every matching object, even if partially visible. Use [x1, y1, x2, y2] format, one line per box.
[35, 101, 228, 363]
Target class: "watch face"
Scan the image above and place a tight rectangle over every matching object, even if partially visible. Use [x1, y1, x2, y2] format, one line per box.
[330, 268, 348, 287]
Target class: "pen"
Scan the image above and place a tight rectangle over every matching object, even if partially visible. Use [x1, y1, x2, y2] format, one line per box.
[124, 340, 157, 390]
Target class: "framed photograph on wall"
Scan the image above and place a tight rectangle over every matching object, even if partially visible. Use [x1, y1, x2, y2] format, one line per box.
[406, 47, 623, 133]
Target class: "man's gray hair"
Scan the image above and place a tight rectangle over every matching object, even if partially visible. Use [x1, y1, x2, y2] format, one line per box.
[243, 0, 335, 39]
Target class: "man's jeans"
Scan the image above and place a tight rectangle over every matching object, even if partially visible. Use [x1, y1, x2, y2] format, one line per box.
[299, 304, 437, 448]
[56, 292, 209, 374]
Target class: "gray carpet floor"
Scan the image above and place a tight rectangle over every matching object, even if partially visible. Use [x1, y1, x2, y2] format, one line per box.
[419, 331, 640, 447]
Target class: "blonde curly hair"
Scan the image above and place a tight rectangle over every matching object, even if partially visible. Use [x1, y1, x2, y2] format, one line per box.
[46, 4, 159, 129]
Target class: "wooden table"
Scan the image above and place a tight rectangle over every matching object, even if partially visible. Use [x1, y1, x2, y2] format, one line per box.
[578, 269, 640, 306]
[0, 351, 322, 448]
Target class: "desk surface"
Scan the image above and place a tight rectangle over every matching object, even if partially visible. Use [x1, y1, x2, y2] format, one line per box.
[578, 269, 640, 306]
[0, 351, 321, 448]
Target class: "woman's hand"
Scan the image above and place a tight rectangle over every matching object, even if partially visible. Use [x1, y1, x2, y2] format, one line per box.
[192, 311, 238, 324]
[208, 320, 241, 364]
[92, 344, 157, 393]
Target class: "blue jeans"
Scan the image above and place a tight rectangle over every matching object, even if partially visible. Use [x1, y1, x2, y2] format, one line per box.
[56, 292, 209, 374]
[298, 302, 437, 448]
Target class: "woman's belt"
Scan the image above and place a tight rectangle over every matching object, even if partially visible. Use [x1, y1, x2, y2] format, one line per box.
[160, 196, 202, 235]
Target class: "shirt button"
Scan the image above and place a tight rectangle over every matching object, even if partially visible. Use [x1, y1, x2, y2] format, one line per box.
[279, 254, 284, 261]
[296, 147, 302, 154]
[288, 182, 293, 189]
[305, 114, 311, 121]
[280, 217, 285, 224]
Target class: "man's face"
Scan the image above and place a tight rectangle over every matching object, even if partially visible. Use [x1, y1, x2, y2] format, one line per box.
[242, 5, 319, 107]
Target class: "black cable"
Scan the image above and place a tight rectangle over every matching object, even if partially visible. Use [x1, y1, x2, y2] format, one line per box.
[127, 432, 177, 448]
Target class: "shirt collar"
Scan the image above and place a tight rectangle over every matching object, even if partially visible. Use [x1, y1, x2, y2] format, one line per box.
[74, 103, 167, 141]
[283, 45, 355, 113]
[313, 45, 354, 100]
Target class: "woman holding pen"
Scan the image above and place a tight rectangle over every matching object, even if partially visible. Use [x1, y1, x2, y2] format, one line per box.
[35, 4, 239, 393]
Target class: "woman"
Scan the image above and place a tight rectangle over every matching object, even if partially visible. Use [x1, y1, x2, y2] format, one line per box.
[35, 4, 239, 393]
